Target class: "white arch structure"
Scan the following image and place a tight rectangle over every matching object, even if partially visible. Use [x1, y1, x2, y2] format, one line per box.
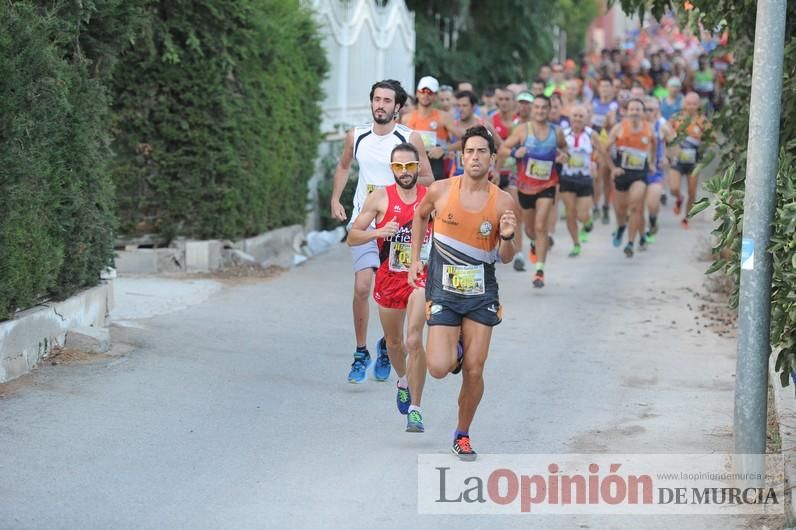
[309, 0, 416, 133]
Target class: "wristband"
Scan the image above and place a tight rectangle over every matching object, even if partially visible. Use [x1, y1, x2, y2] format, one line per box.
[500, 233, 515, 241]
[510, 147, 519, 158]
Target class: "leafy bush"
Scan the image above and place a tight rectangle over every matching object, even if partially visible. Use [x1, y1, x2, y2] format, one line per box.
[110, 0, 328, 242]
[0, 2, 117, 321]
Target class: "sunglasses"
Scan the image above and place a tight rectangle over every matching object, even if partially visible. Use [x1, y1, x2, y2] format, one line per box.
[390, 161, 420, 173]
[418, 88, 436, 95]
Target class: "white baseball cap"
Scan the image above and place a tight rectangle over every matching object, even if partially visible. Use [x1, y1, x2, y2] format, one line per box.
[417, 76, 440, 93]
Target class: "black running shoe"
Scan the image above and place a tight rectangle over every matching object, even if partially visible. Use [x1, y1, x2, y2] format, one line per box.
[452, 434, 477, 461]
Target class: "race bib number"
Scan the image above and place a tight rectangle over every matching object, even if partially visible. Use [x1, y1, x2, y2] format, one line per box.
[525, 158, 554, 180]
[620, 149, 647, 171]
[567, 152, 589, 170]
[418, 131, 437, 149]
[679, 148, 697, 164]
[388, 241, 431, 272]
[366, 183, 383, 194]
[442, 264, 485, 296]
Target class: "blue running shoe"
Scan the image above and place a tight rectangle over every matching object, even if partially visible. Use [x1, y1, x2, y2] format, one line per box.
[347, 351, 372, 384]
[451, 340, 464, 375]
[373, 337, 391, 381]
[406, 410, 424, 433]
[612, 230, 624, 248]
[396, 385, 411, 415]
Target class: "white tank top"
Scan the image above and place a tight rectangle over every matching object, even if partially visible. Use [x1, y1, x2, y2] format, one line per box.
[350, 123, 413, 223]
[562, 127, 594, 176]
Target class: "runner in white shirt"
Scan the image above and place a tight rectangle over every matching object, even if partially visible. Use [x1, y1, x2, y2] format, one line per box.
[330, 79, 433, 383]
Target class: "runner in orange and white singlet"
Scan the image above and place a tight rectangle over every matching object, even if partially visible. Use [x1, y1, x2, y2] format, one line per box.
[348, 143, 432, 433]
[403, 76, 464, 181]
[408, 126, 517, 461]
[605, 98, 657, 258]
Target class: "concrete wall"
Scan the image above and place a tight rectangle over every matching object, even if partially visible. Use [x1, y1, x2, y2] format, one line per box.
[0, 283, 113, 383]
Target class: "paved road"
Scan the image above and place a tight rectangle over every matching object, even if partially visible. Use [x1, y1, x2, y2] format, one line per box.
[0, 206, 756, 529]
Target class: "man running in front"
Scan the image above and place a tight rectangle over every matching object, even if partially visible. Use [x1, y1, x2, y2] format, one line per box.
[408, 126, 518, 461]
[347, 143, 431, 432]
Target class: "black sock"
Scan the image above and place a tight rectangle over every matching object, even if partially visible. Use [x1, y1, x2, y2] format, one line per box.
[616, 224, 626, 236]
[356, 345, 368, 354]
[649, 215, 657, 228]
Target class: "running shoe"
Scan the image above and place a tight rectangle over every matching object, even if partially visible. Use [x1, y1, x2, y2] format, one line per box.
[529, 244, 537, 265]
[406, 410, 424, 433]
[645, 231, 656, 244]
[601, 206, 610, 225]
[681, 218, 689, 229]
[373, 337, 391, 381]
[624, 243, 634, 258]
[451, 340, 464, 375]
[452, 434, 477, 461]
[533, 270, 545, 288]
[396, 385, 411, 415]
[612, 229, 623, 248]
[513, 256, 526, 272]
[639, 235, 648, 251]
[568, 245, 582, 258]
[674, 196, 683, 215]
[583, 218, 594, 233]
[578, 229, 589, 243]
[347, 351, 372, 384]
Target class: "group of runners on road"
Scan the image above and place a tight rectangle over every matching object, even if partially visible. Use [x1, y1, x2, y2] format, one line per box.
[330, 23, 721, 459]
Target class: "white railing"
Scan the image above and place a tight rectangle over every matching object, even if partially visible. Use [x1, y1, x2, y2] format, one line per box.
[309, 0, 416, 133]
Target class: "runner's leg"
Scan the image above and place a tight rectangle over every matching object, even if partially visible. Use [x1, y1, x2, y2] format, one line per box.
[354, 268, 374, 348]
[405, 289, 427, 406]
[426, 323, 461, 379]
[456, 317, 494, 435]
[378, 305, 407, 379]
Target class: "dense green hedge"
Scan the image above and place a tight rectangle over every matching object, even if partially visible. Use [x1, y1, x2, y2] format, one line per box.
[110, 0, 328, 241]
[0, 2, 117, 321]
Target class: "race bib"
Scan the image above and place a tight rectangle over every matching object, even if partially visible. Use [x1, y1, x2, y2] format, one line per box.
[592, 114, 606, 128]
[417, 130, 437, 149]
[442, 264, 485, 296]
[567, 152, 589, 170]
[679, 148, 697, 164]
[620, 149, 647, 171]
[388, 241, 431, 272]
[366, 183, 383, 194]
[525, 158, 554, 180]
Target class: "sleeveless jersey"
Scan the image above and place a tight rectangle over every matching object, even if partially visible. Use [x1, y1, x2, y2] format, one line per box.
[614, 120, 653, 177]
[375, 184, 432, 275]
[591, 98, 618, 132]
[671, 113, 707, 166]
[653, 117, 666, 174]
[562, 127, 595, 181]
[694, 68, 715, 95]
[428, 177, 500, 300]
[660, 94, 682, 121]
[404, 109, 449, 151]
[493, 113, 519, 174]
[351, 123, 413, 223]
[516, 123, 559, 195]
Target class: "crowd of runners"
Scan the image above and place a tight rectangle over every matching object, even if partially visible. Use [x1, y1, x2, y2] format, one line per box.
[330, 19, 724, 461]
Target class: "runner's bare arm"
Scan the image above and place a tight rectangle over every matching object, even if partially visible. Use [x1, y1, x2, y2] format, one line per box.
[409, 131, 435, 187]
[495, 127, 523, 169]
[649, 136, 657, 173]
[330, 129, 355, 221]
[555, 127, 569, 163]
[441, 112, 466, 139]
[591, 131, 608, 162]
[605, 124, 622, 175]
[346, 189, 391, 246]
[408, 180, 444, 287]
[496, 190, 518, 264]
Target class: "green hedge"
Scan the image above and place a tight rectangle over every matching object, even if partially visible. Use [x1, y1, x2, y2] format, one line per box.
[0, 3, 117, 321]
[110, 0, 328, 241]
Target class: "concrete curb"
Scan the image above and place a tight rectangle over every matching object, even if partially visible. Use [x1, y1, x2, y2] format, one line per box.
[0, 282, 113, 383]
[769, 353, 796, 525]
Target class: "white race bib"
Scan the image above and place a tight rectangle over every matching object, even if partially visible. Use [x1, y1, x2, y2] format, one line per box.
[442, 264, 485, 296]
[417, 131, 437, 149]
[679, 148, 697, 164]
[525, 158, 554, 180]
[388, 241, 431, 272]
[620, 148, 647, 171]
[567, 152, 589, 170]
[592, 114, 607, 128]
